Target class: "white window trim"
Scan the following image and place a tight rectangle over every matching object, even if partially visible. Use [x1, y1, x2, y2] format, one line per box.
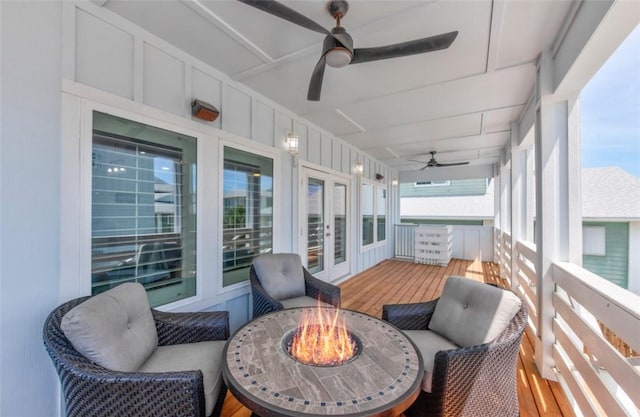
[218, 135, 281, 295]
[360, 179, 388, 250]
[61, 83, 221, 311]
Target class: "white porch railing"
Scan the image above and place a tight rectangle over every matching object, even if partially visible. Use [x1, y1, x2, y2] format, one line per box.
[394, 224, 417, 259]
[514, 240, 538, 335]
[552, 262, 640, 417]
[502, 232, 640, 417]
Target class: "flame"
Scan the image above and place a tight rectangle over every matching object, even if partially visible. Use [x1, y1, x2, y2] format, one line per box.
[289, 305, 356, 366]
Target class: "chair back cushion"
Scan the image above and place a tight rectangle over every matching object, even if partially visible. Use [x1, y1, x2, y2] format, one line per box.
[61, 282, 158, 372]
[253, 253, 306, 301]
[428, 276, 522, 347]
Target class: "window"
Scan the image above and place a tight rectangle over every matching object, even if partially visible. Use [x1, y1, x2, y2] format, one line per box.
[223, 147, 273, 287]
[362, 184, 374, 245]
[583, 226, 606, 256]
[361, 182, 387, 247]
[415, 180, 450, 187]
[91, 112, 197, 307]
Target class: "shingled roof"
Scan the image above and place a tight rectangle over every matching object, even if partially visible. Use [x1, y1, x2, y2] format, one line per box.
[401, 167, 640, 221]
[582, 167, 640, 220]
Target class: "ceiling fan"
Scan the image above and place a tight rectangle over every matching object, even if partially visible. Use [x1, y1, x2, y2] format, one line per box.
[238, 0, 458, 101]
[409, 151, 470, 170]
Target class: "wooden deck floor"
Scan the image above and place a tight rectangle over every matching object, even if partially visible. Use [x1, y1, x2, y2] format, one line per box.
[220, 259, 575, 417]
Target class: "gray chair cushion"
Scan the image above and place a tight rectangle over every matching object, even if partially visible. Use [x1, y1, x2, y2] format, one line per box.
[280, 296, 333, 309]
[253, 253, 306, 301]
[139, 340, 225, 416]
[61, 283, 158, 372]
[404, 330, 459, 393]
[428, 276, 522, 347]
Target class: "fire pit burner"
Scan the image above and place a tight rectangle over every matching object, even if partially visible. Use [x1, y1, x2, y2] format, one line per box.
[283, 326, 362, 367]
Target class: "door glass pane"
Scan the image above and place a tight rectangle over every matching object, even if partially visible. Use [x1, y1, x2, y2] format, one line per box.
[362, 184, 374, 245]
[377, 188, 386, 242]
[222, 147, 273, 287]
[307, 178, 324, 273]
[333, 183, 347, 265]
[91, 111, 197, 307]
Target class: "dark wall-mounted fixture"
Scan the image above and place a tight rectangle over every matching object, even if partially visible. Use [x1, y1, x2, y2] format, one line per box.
[376, 173, 384, 181]
[191, 99, 219, 122]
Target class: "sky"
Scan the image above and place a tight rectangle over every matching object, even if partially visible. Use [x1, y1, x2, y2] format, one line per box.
[580, 24, 640, 178]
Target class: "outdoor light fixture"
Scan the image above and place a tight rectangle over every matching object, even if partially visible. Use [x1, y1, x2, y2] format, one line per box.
[354, 161, 364, 176]
[392, 179, 399, 186]
[286, 132, 299, 155]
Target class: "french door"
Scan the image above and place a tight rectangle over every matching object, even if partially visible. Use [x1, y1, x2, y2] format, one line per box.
[300, 168, 350, 282]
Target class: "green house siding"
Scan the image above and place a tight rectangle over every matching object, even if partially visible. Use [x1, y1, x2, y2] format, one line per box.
[401, 218, 484, 226]
[400, 178, 488, 198]
[583, 222, 629, 289]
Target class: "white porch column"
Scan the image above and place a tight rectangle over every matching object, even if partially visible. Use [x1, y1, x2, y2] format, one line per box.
[494, 167, 502, 263]
[534, 50, 582, 380]
[510, 123, 527, 290]
[500, 152, 511, 282]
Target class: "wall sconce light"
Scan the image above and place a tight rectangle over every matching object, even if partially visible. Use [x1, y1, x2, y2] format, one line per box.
[392, 179, 399, 186]
[354, 161, 364, 176]
[191, 99, 219, 122]
[286, 132, 299, 155]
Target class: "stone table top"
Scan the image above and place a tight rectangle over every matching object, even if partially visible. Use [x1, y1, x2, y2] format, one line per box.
[222, 307, 423, 417]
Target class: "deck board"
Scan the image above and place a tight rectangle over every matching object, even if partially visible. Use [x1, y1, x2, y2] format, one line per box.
[220, 259, 574, 417]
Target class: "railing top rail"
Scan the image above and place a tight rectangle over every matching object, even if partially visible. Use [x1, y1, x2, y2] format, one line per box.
[515, 240, 536, 259]
[553, 261, 640, 353]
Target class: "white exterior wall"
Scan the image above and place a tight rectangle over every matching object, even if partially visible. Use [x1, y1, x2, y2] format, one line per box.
[0, 2, 397, 416]
[628, 221, 640, 296]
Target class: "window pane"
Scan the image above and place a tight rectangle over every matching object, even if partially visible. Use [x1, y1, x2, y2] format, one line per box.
[333, 183, 347, 265]
[91, 112, 197, 307]
[377, 188, 386, 242]
[362, 184, 374, 246]
[307, 178, 325, 274]
[223, 147, 273, 286]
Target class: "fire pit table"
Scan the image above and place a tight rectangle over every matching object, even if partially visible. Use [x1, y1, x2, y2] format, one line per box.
[222, 307, 423, 417]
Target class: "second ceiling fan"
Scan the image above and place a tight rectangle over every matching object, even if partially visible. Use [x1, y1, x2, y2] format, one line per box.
[238, 0, 458, 101]
[410, 151, 470, 170]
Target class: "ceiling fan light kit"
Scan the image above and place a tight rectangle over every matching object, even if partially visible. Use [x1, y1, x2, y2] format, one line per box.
[238, 0, 458, 101]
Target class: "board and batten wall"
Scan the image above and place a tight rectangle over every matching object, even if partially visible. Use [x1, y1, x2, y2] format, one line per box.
[0, 2, 397, 416]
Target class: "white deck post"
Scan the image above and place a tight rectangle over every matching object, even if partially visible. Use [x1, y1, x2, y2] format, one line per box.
[494, 167, 502, 263]
[500, 152, 511, 282]
[510, 123, 526, 290]
[534, 50, 582, 380]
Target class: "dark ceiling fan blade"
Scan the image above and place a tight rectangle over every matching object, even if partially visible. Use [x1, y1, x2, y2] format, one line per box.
[307, 57, 326, 101]
[238, 0, 330, 36]
[350, 31, 458, 64]
[436, 161, 470, 167]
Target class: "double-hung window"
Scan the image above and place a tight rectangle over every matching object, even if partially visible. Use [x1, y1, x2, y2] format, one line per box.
[361, 181, 387, 247]
[91, 112, 197, 307]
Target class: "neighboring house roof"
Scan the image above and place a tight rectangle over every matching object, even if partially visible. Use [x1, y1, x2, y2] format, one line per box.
[401, 167, 640, 221]
[401, 180, 494, 220]
[582, 167, 640, 221]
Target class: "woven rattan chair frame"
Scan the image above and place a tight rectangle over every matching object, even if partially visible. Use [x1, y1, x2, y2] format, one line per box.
[250, 264, 341, 318]
[383, 290, 527, 417]
[43, 296, 230, 417]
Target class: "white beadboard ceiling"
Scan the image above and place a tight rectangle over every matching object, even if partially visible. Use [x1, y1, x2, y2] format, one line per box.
[99, 0, 575, 175]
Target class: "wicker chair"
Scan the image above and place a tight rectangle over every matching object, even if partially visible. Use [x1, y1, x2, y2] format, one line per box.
[250, 253, 340, 318]
[43, 287, 230, 417]
[382, 277, 527, 417]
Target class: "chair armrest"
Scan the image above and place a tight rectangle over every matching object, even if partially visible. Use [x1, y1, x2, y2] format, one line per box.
[59, 363, 206, 417]
[153, 310, 229, 345]
[250, 267, 284, 318]
[382, 299, 439, 330]
[303, 268, 341, 308]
